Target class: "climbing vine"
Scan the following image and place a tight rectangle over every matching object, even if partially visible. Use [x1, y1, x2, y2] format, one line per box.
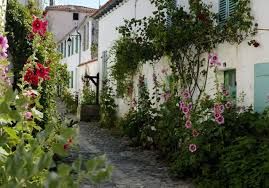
[111, 0, 257, 102]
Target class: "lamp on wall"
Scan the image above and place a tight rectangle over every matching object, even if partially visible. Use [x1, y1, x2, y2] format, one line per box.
[67, 36, 72, 46]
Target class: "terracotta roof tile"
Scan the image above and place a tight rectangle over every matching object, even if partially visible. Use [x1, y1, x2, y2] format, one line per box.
[46, 5, 97, 15]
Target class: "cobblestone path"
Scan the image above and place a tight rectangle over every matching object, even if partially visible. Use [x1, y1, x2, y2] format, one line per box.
[79, 122, 192, 188]
[57, 101, 192, 188]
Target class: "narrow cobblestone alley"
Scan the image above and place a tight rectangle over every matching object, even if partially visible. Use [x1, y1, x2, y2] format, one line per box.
[57, 101, 192, 188]
[79, 122, 192, 188]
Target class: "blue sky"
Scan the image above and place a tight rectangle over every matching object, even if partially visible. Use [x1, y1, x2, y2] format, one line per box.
[48, 0, 108, 8]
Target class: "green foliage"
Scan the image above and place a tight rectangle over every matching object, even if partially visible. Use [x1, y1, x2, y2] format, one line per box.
[81, 81, 96, 105]
[112, 0, 256, 101]
[100, 80, 117, 127]
[119, 75, 159, 147]
[5, 0, 34, 86]
[62, 89, 78, 114]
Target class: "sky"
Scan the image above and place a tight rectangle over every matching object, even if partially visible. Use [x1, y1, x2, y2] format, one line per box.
[44, 0, 109, 8]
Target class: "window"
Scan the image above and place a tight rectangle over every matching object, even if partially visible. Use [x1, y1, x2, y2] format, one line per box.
[75, 36, 79, 53]
[71, 37, 74, 55]
[70, 71, 74, 88]
[219, 0, 236, 23]
[73, 13, 79, 21]
[83, 23, 90, 51]
[64, 40, 66, 57]
[224, 69, 236, 100]
[83, 25, 86, 51]
[60, 42, 64, 55]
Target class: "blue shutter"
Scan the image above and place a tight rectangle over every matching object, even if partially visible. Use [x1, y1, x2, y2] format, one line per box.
[219, 0, 228, 24]
[254, 63, 269, 112]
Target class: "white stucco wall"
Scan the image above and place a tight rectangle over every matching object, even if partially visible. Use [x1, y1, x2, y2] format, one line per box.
[59, 17, 98, 97]
[98, 0, 158, 116]
[0, 0, 7, 31]
[47, 10, 88, 42]
[98, 0, 269, 116]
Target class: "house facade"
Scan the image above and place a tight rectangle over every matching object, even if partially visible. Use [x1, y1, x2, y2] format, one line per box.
[0, 0, 7, 31]
[95, 0, 269, 115]
[46, 5, 98, 96]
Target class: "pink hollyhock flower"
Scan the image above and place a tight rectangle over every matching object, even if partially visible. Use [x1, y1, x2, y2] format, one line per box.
[182, 89, 191, 99]
[0, 35, 9, 58]
[225, 101, 232, 109]
[185, 120, 192, 129]
[209, 53, 221, 67]
[214, 103, 224, 114]
[179, 101, 185, 109]
[215, 115, 225, 125]
[182, 106, 190, 115]
[192, 129, 199, 137]
[189, 144, 197, 153]
[214, 113, 221, 119]
[223, 89, 229, 96]
[25, 112, 33, 120]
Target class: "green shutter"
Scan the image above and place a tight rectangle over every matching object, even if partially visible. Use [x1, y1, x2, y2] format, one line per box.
[219, 0, 227, 23]
[70, 71, 74, 89]
[64, 40, 66, 57]
[228, 0, 236, 16]
[254, 63, 269, 112]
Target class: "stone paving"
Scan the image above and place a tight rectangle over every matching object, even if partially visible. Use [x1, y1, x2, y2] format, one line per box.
[79, 122, 193, 188]
[57, 101, 193, 188]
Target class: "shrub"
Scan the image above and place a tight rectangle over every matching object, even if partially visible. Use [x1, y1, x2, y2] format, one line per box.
[100, 80, 117, 127]
[81, 81, 96, 105]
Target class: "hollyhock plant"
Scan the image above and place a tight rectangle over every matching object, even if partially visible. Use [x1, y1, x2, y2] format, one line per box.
[32, 16, 48, 36]
[209, 53, 221, 67]
[25, 112, 33, 120]
[192, 129, 199, 137]
[36, 63, 50, 80]
[24, 69, 39, 86]
[185, 120, 192, 129]
[215, 115, 225, 125]
[225, 101, 232, 109]
[189, 144, 197, 153]
[0, 34, 9, 58]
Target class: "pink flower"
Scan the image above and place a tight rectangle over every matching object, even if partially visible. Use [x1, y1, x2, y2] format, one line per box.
[179, 101, 185, 109]
[209, 53, 221, 67]
[214, 113, 221, 119]
[215, 115, 225, 125]
[182, 106, 190, 115]
[0, 35, 8, 59]
[189, 144, 197, 153]
[223, 89, 229, 96]
[192, 129, 199, 137]
[182, 89, 191, 99]
[214, 103, 224, 114]
[25, 112, 32, 120]
[225, 101, 232, 109]
[185, 120, 192, 129]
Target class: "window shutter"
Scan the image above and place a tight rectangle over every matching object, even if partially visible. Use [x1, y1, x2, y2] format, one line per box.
[228, 0, 236, 16]
[219, 0, 227, 24]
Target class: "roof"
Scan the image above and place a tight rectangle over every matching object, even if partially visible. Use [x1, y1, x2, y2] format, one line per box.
[92, 0, 124, 19]
[78, 59, 98, 67]
[45, 5, 97, 15]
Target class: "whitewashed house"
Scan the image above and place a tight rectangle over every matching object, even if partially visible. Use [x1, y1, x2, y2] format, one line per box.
[95, 0, 269, 115]
[46, 5, 98, 96]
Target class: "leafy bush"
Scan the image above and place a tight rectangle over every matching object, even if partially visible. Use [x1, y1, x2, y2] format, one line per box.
[100, 80, 117, 127]
[81, 81, 96, 105]
[119, 75, 159, 147]
[62, 89, 78, 114]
